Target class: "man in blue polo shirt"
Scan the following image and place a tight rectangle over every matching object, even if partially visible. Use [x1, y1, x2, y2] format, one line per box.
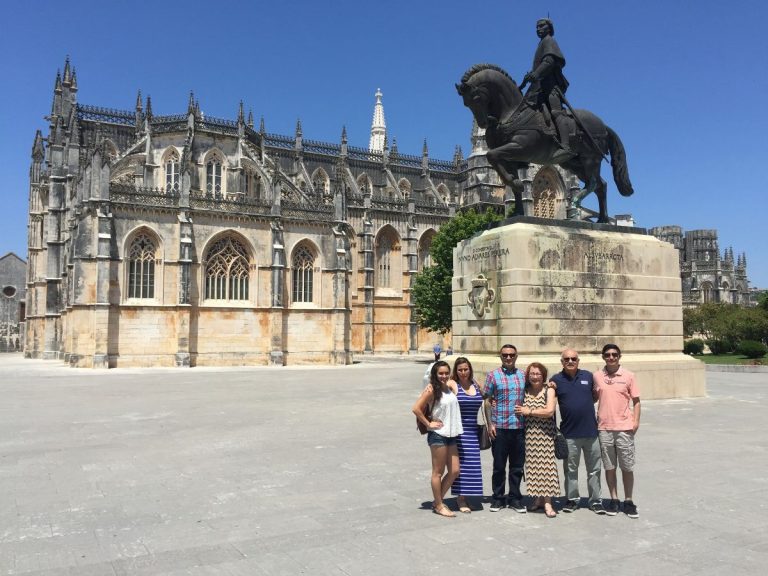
[484, 344, 527, 513]
[551, 348, 605, 514]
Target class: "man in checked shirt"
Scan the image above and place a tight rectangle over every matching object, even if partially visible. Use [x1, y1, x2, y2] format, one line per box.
[484, 344, 527, 513]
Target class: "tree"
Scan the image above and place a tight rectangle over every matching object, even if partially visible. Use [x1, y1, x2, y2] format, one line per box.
[758, 291, 768, 312]
[412, 208, 501, 334]
[683, 302, 768, 350]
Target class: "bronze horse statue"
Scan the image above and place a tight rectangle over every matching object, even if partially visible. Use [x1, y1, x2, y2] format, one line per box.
[456, 64, 633, 223]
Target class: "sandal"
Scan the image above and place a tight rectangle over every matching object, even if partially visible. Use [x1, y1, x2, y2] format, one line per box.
[457, 498, 472, 514]
[432, 504, 456, 517]
[544, 505, 557, 518]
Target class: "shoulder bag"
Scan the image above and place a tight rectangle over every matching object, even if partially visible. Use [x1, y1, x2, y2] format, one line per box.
[478, 393, 492, 450]
[548, 388, 569, 459]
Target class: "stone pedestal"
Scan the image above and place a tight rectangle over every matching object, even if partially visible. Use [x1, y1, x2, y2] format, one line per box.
[452, 217, 705, 399]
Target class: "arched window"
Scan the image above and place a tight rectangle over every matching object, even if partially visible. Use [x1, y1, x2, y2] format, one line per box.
[418, 230, 436, 271]
[244, 169, 261, 198]
[204, 236, 250, 301]
[701, 281, 714, 304]
[291, 244, 315, 303]
[357, 173, 371, 194]
[532, 167, 564, 219]
[398, 178, 411, 198]
[206, 155, 223, 196]
[103, 140, 118, 163]
[312, 168, 329, 196]
[165, 150, 180, 193]
[127, 233, 157, 299]
[375, 227, 401, 290]
[436, 183, 450, 204]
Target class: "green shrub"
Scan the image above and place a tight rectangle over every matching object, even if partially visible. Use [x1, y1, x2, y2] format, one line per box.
[684, 339, 705, 355]
[706, 339, 736, 355]
[737, 340, 768, 359]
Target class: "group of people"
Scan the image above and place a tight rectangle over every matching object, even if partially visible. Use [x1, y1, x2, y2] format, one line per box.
[412, 344, 641, 519]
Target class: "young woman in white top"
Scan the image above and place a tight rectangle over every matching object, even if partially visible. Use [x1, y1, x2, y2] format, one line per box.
[413, 361, 464, 517]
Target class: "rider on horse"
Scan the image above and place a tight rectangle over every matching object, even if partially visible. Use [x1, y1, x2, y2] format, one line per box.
[522, 18, 576, 164]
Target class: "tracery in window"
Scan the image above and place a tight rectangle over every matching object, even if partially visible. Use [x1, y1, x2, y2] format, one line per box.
[165, 150, 180, 193]
[418, 230, 436, 271]
[206, 155, 223, 196]
[244, 169, 261, 198]
[127, 233, 157, 299]
[204, 236, 250, 300]
[375, 227, 401, 289]
[291, 244, 315, 303]
[312, 168, 329, 197]
[398, 178, 411, 198]
[357, 173, 371, 194]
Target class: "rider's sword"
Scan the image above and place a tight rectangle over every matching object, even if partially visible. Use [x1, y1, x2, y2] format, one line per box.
[553, 86, 609, 163]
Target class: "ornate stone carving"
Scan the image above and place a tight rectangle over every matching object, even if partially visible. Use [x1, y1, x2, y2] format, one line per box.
[467, 273, 496, 318]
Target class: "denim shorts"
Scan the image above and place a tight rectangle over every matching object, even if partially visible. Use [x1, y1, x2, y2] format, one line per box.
[427, 431, 458, 447]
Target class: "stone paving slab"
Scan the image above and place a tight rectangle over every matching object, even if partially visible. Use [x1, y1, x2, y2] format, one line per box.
[0, 354, 767, 575]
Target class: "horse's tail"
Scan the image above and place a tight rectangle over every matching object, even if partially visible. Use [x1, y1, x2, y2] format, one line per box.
[606, 126, 634, 197]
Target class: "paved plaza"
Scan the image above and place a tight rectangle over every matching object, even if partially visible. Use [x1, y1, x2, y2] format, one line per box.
[0, 354, 766, 575]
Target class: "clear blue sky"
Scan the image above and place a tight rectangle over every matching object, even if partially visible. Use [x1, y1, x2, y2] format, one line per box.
[2, 0, 766, 287]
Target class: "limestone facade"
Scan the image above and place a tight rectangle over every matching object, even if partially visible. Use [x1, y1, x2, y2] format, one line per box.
[0, 253, 26, 352]
[451, 219, 706, 398]
[649, 226, 751, 307]
[25, 59, 476, 367]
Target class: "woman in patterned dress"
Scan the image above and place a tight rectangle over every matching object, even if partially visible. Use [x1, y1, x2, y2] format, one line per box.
[514, 362, 560, 518]
[450, 357, 484, 513]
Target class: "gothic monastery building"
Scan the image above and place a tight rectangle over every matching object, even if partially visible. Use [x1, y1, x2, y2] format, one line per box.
[24, 59, 753, 367]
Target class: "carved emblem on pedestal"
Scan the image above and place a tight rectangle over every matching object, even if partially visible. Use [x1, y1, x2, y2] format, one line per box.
[467, 274, 496, 318]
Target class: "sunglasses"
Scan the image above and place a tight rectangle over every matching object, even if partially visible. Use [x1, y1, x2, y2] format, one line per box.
[603, 352, 620, 358]
[561, 357, 579, 362]
[501, 353, 517, 358]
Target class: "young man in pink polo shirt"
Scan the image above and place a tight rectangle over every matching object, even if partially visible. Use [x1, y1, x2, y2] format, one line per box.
[593, 344, 641, 518]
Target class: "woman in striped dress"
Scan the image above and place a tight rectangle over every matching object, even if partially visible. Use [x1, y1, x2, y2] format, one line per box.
[450, 357, 484, 513]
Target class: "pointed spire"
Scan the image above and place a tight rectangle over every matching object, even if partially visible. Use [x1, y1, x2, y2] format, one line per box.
[54, 70, 62, 93]
[452, 145, 464, 166]
[295, 118, 302, 137]
[237, 100, 245, 124]
[62, 56, 72, 85]
[136, 90, 143, 112]
[145, 95, 153, 119]
[187, 91, 195, 115]
[390, 137, 398, 156]
[259, 116, 265, 134]
[31, 130, 45, 160]
[70, 68, 78, 91]
[422, 138, 429, 156]
[247, 109, 254, 128]
[194, 100, 201, 119]
[340, 126, 348, 157]
[369, 88, 387, 152]
[742, 253, 747, 267]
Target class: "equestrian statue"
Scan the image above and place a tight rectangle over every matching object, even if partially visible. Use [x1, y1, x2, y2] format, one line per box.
[456, 18, 633, 223]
